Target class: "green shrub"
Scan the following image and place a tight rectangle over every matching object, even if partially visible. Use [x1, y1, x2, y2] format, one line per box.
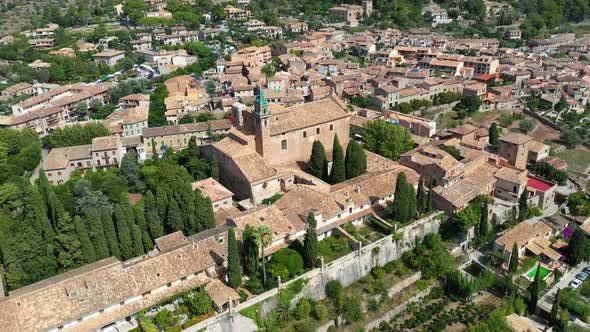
[296, 299, 311, 319]
[371, 266, 386, 280]
[294, 319, 319, 332]
[246, 274, 265, 294]
[153, 309, 177, 328]
[339, 294, 363, 323]
[164, 326, 182, 332]
[238, 289, 248, 302]
[314, 302, 329, 320]
[139, 320, 159, 332]
[326, 280, 343, 300]
[268, 248, 304, 278]
[173, 305, 190, 315]
[368, 298, 380, 311]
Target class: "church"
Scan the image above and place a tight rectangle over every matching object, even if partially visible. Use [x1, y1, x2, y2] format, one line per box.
[203, 89, 351, 205]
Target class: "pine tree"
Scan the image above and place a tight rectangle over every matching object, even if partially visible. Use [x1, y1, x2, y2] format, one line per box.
[551, 288, 561, 324]
[114, 205, 134, 260]
[144, 190, 164, 239]
[73, 215, 97, 264]
[345, 140, 367, 179]
[243, 225, 259, 275]
[416, 176, 426, 214]
[131, 223, 145, 257]
[99, 207, 121, 258]
[489, 122, 500, 146]
[518, 189, 529, 221]
[84, 208, 109, 259]
[227, 228, 241, 288]
[54, 213, 83, 271]
[478, 202, 489, 237]
[210, 156, 219, 180]
[303, 212, 319, 268]
[509, 242, 519, 273]
[308, 140, 327, 180]
[167, 197, 184, 233]
[528, 262, 542, 314]
[329, 135, 346, 184]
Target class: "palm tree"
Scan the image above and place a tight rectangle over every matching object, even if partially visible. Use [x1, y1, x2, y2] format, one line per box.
[257, 225, 272, 285]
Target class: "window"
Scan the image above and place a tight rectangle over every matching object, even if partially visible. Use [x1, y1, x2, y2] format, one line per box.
[112, 151, 115, 155]
[316, 128, 320, 134]
[303, 131, 307, 138]
[57, 172, 62, 176]
[48, 172, 52, 177]
[70, 163, 74, 167]
[330, 124, 334, 131]
[281, 139, 287, 150]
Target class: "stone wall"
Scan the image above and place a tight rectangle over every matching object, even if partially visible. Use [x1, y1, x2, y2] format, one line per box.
[183, 212, 443, 332]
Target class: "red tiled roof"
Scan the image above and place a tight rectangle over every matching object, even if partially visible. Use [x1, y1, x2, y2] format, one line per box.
[527, 176, 553, 192]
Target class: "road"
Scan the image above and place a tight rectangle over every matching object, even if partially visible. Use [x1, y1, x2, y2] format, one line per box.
[538, 262, 586, 312]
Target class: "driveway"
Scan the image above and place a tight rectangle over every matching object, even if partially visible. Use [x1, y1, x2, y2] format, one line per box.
[538, 262, 586, 312]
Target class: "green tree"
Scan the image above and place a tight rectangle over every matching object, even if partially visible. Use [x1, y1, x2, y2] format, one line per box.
[47, 189, 65, 228]
[100, 207, 120, 258]
[167, 197, 184, 233]
[478, 202, 489, 237]
[210, 156, 219, 180]
[339, 294, 363, 323]
[391, 172, 416, 223]
[114, 205, 133, 259]
[73, 215, 97, 264]
[425, 179, 433, 212]
[509, 242, 519, 273]
[227, 228, 241, 288]
[303, 212, 319, 268]
[344, 140, 367, 179]
[518, 190, 529, 221]
[489, 122, 500, 145]
[528, 262, 542, 314]
[84, 208, 109, 260]
[54, 213, 83, 271]
[329, 135, 345, 184]
[243, 225, 259, 275]
[258, 225, 272, 285]
[308, 140, 328, 180]
[119, 154, 144, 191]
[296, 299, 311, 319]
[567, 227, 590, 265]
[131, 223, 145, 257]
[416, 176, 426, 214]
[194, 190, 215, 232]
[326, 279, 342, 300]
[551, 288, 561, 324]
[362, 119, 413, 160]
[144, 190, 164, 239]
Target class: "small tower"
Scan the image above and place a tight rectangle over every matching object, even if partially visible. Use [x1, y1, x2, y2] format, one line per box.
[362, 0, 373, 17]
[254, 88, 271, 156]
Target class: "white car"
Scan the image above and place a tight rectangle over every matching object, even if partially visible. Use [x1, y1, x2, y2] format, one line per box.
[570, 278, 583, 290]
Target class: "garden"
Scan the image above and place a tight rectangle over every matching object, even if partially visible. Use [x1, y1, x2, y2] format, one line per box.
[317, 234, 353, 263]
[343, 219, 389, 245]
[133, 286, 215, 332]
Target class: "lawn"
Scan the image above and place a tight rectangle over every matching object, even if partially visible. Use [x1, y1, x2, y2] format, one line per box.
[524, 264, 552, 280]
[318, 235, 353, 263]
[557, 148, 590, 173]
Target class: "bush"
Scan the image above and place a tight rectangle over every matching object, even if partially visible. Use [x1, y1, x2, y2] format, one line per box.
[238, 289, 248, 302]
[296, 299, 311, 319]
[153, 309, 177, 328]
[294, 320, 319, 332]
[246, 274, 265, 294]
[173, 305, 190, 315]
[326, 280, 343, 300]
[314, 302, 329, 320]
[368, 298, 380, 311]
[339, 294, 363, 323]
[268, 248, 304, 278]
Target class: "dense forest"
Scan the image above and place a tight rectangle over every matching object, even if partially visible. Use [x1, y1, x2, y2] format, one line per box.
[0, 131, 217, 291]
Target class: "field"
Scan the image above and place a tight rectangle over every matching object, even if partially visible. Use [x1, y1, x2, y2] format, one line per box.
[557, 148, 590, 173]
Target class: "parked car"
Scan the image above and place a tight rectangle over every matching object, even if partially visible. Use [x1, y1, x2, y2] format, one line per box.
[570, 279, 583, 290]
[577, 272, 589, 281]
[583, 266, 590, 274]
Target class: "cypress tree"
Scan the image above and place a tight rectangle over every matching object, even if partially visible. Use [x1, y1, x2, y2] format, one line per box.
[133, 206, 148, 234]
[478, 202, 489, 237]
[551, 288, 561, 324]
[518, 189, 529, 221]
[509, 242, 519, 273]
[54, 213, 83, 271]
[392, 172, 409, 223]
[155, 188, 169, 221]
[345, 140, 367, 179]
[405, 178, 417, 221]
[227, 228, 241, 288]
[210, 156, 219, 180]
[243, 225, 259, 275]
[84, 208, 109, 259]
[144, 190, 164, 239]
[24, 187, 55, 242]
[303, 212, 319, 268]
[529, 262, 542, 314]
[194, 190, 215, 232]
[489, 122, 500, 146]
[131, 223, 145, 257]
[308, 140, 327, 180]
[114, 205, 133, 260]
[73, 215, 97, 264]
[425, 178, 433, 212]
[329, 135, 346, 184]
[416, 176, 426, 214]
[100, 207, 121, 258]
[187, 136, 200, 158]
[167, 197, 184, 233]
[151, 139, 158, 161]
[47, 189, 65, 227]
[567, 228, 590, 265]
[142, 230, 154, 252]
